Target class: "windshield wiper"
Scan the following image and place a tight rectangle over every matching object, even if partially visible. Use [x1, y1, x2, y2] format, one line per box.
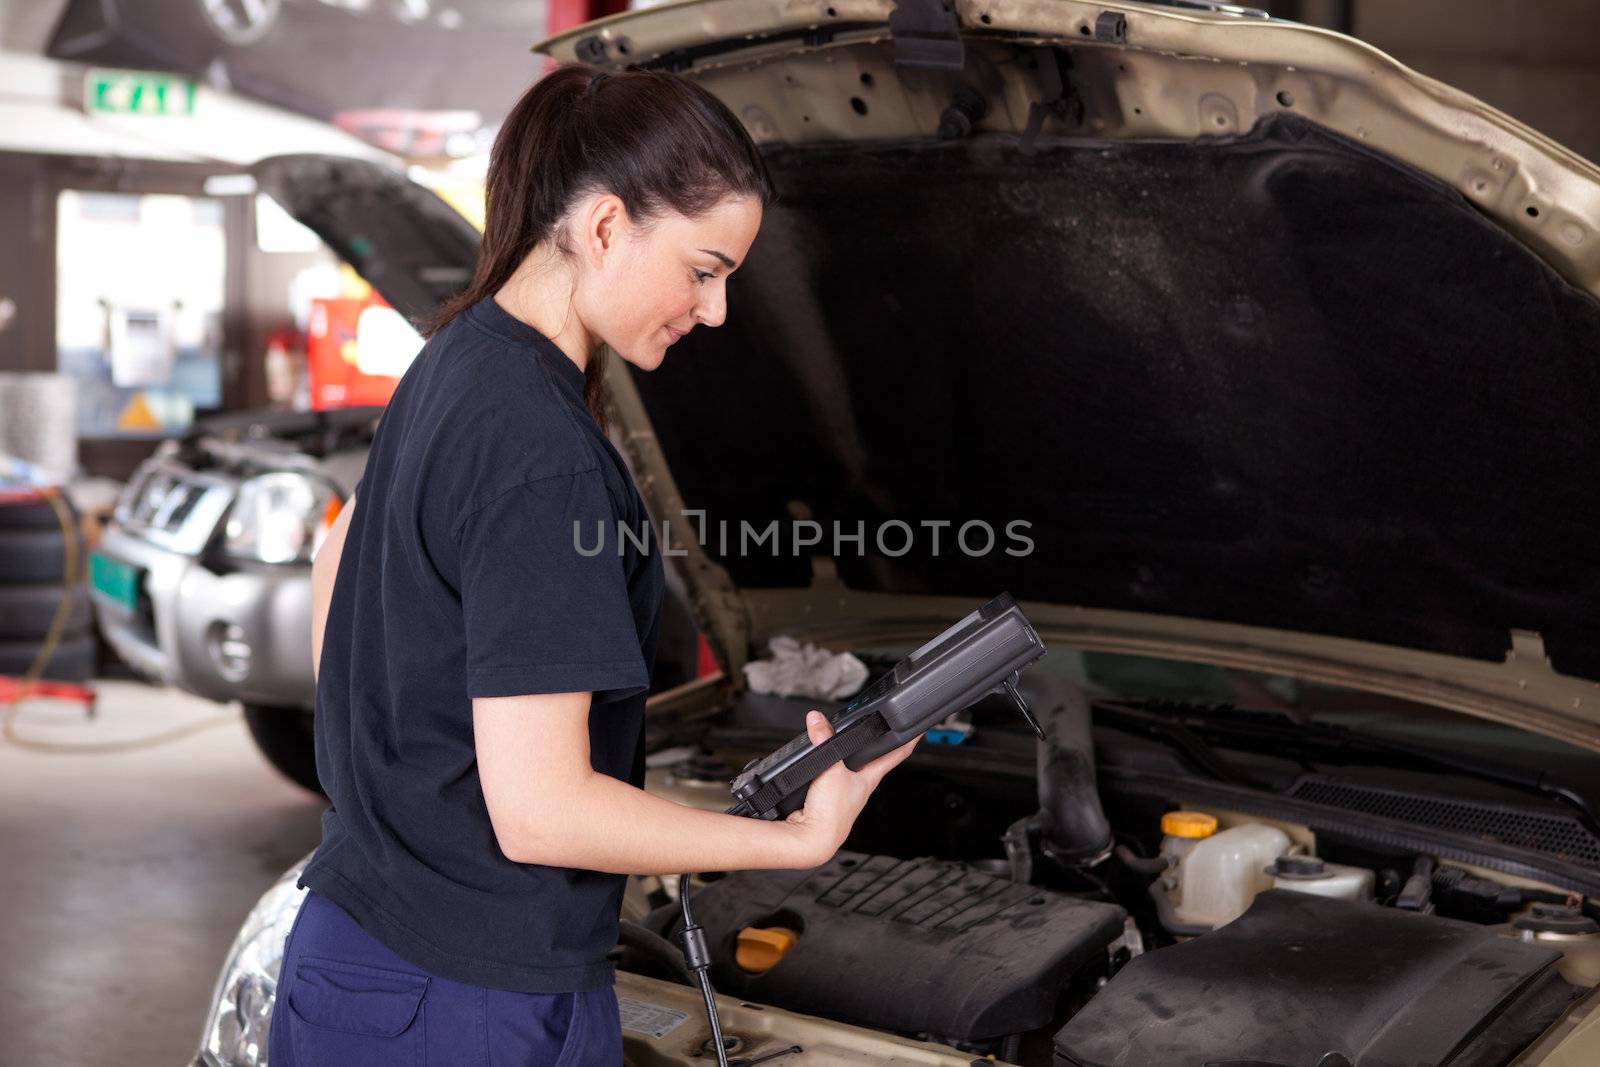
[1090, 701, 1278, 792]
[1104, 700, 1600, 837]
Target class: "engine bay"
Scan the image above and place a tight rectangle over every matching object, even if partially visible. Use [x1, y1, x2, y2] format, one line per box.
[626, 660, 1600, 1066]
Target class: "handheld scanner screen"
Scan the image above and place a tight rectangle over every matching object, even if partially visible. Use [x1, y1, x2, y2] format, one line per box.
[728, 593, 1045, 819]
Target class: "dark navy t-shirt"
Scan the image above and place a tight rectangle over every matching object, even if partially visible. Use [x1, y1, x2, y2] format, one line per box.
[300, 294, 665, 993]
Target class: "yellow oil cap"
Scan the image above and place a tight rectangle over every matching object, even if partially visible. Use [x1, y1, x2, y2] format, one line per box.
[1161, 811, 1219, 838]
[735, 926, 798, 973]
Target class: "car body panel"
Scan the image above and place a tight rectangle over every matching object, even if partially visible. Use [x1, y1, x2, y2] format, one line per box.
[92, 523, 317, 708]
[535, 0, 1600, 299]
[1521, 989, 1600, 1067]
[606, 967, 1012, 1065]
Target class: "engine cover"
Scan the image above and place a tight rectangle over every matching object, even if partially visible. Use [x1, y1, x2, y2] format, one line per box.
[1054, 889, 1576, 1067]
[674, 850, 1126, 1041]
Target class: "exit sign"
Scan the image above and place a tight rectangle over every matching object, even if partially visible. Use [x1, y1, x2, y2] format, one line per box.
[85, 69, 197, 117]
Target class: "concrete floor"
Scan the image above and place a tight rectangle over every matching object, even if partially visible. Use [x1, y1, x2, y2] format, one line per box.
[0, 680, 324, 1067]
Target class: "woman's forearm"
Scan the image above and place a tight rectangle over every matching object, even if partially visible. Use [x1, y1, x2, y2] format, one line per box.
[514, 771, 813, 875]
[475, 690, 825, 875]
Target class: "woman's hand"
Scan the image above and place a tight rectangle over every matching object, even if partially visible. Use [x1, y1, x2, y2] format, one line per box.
[779, 710, 920, 869]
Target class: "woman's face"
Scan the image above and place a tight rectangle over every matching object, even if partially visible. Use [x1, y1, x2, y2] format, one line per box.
[575, 193, 763, 372]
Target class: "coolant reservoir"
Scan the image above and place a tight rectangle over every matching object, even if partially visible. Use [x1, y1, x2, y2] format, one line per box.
[1172, 822, 1291, 928]
[1266, 855, 1375, 902]
[1158, 810, 1218, 868]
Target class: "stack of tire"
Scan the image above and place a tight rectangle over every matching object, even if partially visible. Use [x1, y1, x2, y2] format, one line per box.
[0, 491, 94, 683]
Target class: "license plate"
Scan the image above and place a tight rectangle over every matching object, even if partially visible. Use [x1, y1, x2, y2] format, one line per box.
[89, 551, 140, 612]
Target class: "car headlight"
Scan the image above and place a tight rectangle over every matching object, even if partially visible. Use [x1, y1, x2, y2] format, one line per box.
[224, 472, 340, 564]
[197, 860, 308, 1067]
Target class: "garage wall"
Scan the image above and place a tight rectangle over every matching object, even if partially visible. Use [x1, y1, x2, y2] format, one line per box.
[1357, 1, 1600, 164]
[1283, 0, 1600, 165]
[0, 154, 55, 375]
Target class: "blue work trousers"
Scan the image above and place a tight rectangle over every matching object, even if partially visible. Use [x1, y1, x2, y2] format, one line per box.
[267, 889, 624, 1066]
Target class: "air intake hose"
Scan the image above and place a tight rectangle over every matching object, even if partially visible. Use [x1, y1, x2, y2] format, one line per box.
[1033, 676, 1113, 866]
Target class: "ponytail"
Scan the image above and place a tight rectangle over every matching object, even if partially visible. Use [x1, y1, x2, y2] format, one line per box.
[429, 65, 775, 431]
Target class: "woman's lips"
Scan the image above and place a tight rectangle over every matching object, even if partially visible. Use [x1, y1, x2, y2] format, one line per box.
[665, 326, 686, 342]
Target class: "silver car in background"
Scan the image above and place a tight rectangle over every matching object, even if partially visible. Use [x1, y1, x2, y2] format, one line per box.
[91, 408, 375, 791]
[88, 154, 486, 792]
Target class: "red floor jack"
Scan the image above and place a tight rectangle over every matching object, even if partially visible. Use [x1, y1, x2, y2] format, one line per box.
[0, 675, 97, 715]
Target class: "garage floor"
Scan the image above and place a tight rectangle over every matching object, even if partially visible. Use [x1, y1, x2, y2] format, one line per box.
[0, 680, 324, 1067]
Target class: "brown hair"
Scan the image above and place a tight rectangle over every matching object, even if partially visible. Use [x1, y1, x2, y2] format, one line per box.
[430, 65, 776, 429]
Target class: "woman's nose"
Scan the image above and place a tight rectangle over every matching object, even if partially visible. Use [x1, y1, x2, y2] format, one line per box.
[696, 283, 727, 328]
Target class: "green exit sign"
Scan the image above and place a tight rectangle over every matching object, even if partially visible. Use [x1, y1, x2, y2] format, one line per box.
[85, 69, 197, 117]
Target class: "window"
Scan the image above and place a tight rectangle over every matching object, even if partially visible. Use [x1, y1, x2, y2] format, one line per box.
[55, 190, 225, 436]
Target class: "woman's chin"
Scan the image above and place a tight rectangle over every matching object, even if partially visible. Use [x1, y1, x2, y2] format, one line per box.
[625, 345, 668, 372]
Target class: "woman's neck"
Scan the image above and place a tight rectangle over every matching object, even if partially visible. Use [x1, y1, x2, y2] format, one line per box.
[493, 258, 596, 374]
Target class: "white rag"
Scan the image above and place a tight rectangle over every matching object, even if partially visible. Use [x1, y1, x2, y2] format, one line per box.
[741, 635, 868, 701]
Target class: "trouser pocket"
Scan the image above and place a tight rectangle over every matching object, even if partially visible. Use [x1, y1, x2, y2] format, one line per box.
[287, 955, 429, 1067]
[486, 986, 585, 1067]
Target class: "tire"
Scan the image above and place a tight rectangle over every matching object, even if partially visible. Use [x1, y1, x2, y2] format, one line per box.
[0, 633, 95, 682]
[243, 704, 324, 796]
[0, 528, 85, 583]
[0, 584, 91, 639]
[0, 497, 67, 531]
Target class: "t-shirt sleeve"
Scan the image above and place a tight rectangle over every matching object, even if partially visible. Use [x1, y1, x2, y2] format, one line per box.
[454, 469, 649, 702]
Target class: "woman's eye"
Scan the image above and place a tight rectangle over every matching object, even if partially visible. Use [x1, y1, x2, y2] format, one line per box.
[694, 270, 715, 284]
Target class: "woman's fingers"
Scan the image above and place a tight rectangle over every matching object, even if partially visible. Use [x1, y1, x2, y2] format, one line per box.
[785, 711, 923, 865]
[861, 734, 920, 780]
[802, 707, 918, 797]
[804, 705, 920, 784]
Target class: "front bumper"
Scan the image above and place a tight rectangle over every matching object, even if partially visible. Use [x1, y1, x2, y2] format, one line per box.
[92, 525, 315, 708]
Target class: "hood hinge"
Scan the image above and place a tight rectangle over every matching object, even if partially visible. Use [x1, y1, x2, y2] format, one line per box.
[1020, 47, 1084, 155]
[888, 0, 964, 71]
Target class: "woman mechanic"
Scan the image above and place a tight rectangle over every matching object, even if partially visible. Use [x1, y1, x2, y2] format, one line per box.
[266, 65, 920, 1065]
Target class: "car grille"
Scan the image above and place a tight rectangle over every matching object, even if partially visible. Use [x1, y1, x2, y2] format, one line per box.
[1288, 776, 1600, 870]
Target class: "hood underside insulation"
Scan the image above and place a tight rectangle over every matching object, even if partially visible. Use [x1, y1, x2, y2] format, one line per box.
[634, 114, 1600, 680]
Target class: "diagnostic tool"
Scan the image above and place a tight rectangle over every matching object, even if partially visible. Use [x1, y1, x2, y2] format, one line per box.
[679, 594, 1050, 1067]
[727, 592, 1048, 819]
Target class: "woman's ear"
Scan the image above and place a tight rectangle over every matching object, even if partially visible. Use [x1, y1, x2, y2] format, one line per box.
[579, 192, 629, 270]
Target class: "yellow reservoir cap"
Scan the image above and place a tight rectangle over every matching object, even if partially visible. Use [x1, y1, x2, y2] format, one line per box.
[1162, 811, 1219, 838]
[735, 926, 798, 973]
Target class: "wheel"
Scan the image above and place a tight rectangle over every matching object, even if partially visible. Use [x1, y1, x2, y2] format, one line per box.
[242, 704, 324, 796]
[0, 583, 92, 639]
[0, 528, 85, 583]
[0, 633, 95, 681]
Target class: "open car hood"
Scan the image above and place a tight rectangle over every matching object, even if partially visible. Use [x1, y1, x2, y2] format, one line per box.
[253, 154, 480, 326]
[536, 0, 1600, 746]
[258, 1, 1600, 747]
